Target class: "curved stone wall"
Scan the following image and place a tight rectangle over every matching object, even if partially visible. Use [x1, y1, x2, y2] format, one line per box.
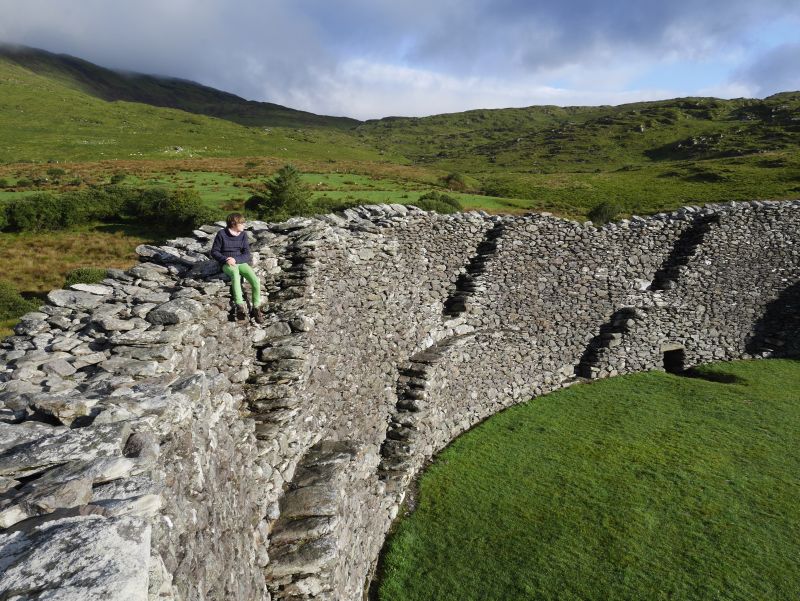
[0, 200, 798, 600]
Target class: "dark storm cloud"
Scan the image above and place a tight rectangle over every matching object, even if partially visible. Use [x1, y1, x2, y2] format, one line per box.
[0, 0, 798, 118]
[290, 0, 800, 76]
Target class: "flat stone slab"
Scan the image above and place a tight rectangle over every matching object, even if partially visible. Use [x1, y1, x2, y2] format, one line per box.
[0, 422, 132, 478]
[0, 514, 151, 601]
[69, 283, 114, 296]
[47, 289, 106, 311]
[146, 298, 204, 325]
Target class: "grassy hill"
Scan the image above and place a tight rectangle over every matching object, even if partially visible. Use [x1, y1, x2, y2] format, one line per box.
[0, 43, 798, 217]
[357, 94, 800, 213]
[0, 43, 359, 130]
[0, 56, 392, 164]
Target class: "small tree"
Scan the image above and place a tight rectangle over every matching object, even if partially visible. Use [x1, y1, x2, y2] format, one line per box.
[254, 165, 312, 221]
[442, 172, 468, 191]
[587, 200, 621, 225]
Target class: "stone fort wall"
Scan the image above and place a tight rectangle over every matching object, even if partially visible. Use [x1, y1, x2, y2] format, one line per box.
[0, 200, 798, 600]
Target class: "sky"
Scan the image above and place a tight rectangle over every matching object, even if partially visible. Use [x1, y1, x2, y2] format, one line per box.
[0, 0, 799, 120]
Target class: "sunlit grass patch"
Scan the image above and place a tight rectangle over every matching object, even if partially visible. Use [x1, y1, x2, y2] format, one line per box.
[378, 359, 800, 601]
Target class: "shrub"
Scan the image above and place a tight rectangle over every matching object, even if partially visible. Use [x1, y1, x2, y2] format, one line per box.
[244, 194, 267, 215]
[587, 200, 621, 225]
[313, 196, 367, 213]
[109, 172, 126, 184]
[254, 164, 312, 221]
[16, 178, 32, 188]
[442, 172, 468, 191]
[64, 267, 108, 288]
[0, 178, 8, 188]
[127, 188, 216, 228]
[47, 167, 66, 179]
[6, 193, 66, 231]
[411, 191, 462, 214]
[0, 280, 40, 321]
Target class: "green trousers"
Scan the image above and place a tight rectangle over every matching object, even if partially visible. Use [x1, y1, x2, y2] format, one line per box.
[222, 263, 261, 307]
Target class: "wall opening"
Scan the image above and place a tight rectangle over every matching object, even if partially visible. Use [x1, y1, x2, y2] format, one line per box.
[663, 349, 686, 374]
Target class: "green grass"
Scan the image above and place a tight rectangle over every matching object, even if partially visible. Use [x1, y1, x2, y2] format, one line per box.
[0, 59, 394, 164]
[378, 359, 800, 601]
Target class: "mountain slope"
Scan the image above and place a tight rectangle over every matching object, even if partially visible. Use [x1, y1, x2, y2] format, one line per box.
[0, 58, 389, 163]
[0, 43, 360, 130]
[357, 93, 800, 172]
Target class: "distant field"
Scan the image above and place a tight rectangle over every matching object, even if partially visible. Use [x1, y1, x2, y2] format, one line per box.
[377, 359, 800, 601]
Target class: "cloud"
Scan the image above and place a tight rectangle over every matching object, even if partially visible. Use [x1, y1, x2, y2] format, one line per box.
[734, 42, 800, 96]
[294, 58, 679, 119]
[0, 0, 799, 119]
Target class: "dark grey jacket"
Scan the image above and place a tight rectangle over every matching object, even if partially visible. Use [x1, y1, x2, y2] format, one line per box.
[210, 228, 252, 265]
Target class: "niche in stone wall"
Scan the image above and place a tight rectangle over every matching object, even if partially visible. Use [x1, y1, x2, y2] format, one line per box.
[661, 343, 686, 374]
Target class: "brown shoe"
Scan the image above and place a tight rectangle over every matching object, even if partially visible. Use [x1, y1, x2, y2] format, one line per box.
[251, 305, 264, 324]
[235, 304, 247, 321]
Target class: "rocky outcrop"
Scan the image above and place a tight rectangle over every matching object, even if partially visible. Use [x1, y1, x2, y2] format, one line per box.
[0, 200, 798, 600]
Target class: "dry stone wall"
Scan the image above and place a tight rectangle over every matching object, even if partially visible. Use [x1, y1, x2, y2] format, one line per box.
[0, 200, 798, 601]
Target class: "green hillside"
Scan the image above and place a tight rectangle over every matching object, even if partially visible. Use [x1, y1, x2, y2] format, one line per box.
[357, 95, 800, 213]
[359, 95, 800, 170]
[0, 44, 798, 216]
[0, 44, 359, 130]
[0, 57, 391, 164]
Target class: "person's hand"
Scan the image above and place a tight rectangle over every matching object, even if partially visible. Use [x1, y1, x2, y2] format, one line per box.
[226, 257, 236, 266]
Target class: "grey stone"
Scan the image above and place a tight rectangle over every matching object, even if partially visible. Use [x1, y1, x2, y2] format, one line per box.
[146, 298, 204, 325]
[41, 358, 77, 378]
[0, 421, 64, 454]
[266, 537, 338, 578]
[98, 356, 159, 377]
[70, 283, 114, 296]
[0, 422, 132, 478]
[0, 515, 151, 600]
[279, 485, 339, 518]
[47, 289, 105, 310]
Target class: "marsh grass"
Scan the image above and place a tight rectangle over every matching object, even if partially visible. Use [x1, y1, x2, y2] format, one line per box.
[0, 222, 170, 294]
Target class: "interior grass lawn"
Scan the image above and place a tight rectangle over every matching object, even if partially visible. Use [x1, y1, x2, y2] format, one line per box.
[377, 359, 800, 601]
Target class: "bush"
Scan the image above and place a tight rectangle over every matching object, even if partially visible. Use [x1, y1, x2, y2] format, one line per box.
[125, 188, 216, 228]
[254, 164, 312, 221]
[244, 194, 267, 215]
[312, 196, 367, 214]
[442, 172, 468, 191]
[109, 172, 126, 184]
[16, 178, 32, 188]
[6, 193, 66, 231]
[0, 280, 40, 321]
[47, 167, 66, 179]
[411, 191, 462, 214]
[64, 267, 108, 288]
[587, 200, 621, 225]
[0, 178, 8, 188]
[0, 186, 218, 233]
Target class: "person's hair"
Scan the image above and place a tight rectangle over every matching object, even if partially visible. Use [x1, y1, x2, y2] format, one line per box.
[226, 213, 245, 228]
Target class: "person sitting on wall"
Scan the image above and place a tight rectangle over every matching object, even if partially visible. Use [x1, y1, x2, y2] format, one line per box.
[210, 213, 264, 324]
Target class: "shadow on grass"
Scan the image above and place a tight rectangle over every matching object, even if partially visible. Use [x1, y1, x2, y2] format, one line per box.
[681, 367, 747, 385]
